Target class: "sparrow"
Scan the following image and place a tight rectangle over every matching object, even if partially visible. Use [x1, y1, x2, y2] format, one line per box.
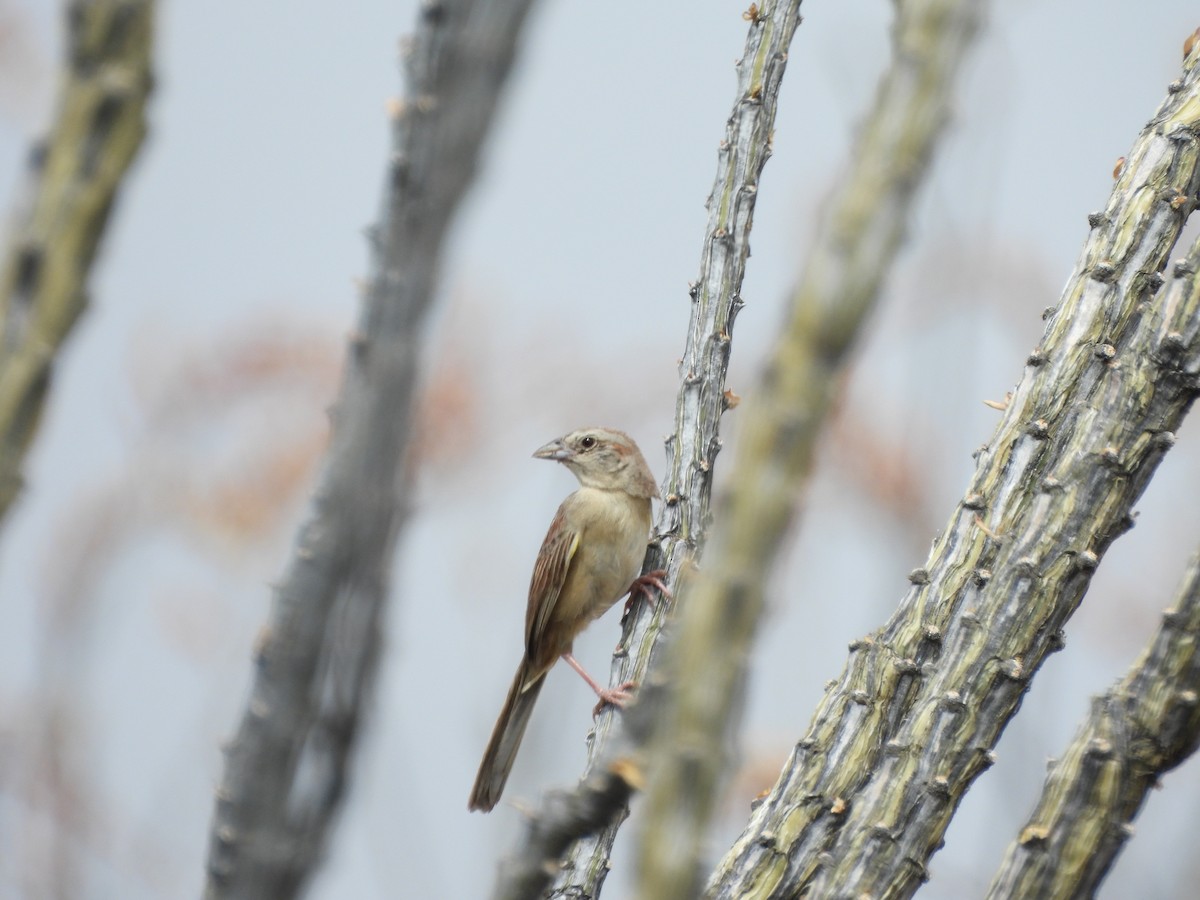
[468, 427, 668, 813]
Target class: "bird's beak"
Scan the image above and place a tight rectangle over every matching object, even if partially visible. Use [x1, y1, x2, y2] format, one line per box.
[533, 438, 572, 462]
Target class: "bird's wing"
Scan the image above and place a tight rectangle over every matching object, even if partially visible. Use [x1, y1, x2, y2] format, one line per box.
[525, 504, 580, 659]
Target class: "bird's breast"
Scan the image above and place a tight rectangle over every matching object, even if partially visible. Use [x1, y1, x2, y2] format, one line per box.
[556, 488, 652, 629]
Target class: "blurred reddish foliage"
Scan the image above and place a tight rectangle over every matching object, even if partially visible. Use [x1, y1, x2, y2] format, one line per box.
[11, 311, 489, 895]
[130, 325, 342, 548]
[828, 410, 939, 539]
[413, 345, 480, 475]
[183, 427, 330, 542]
[723, 740, 790, 818]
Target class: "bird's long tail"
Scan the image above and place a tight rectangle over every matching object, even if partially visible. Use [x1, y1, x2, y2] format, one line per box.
[468, 660, 545, 812]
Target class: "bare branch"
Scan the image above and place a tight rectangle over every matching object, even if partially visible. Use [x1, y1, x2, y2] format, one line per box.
[637, 2, 987, 896]
[492, 757, 643, 900]
[708, 37, 1200, 900]
[0, 0, 154, 528]
[495, 3, 806, 897]
[988, 505, 1200, 896]
[202, 1, 538, 897]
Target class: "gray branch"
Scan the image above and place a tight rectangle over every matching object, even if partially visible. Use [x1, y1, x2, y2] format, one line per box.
[202, 1, 537, 897]
[636, 2, 986, 897]
[987, 526, 1200, 895]
[491, 3, 806, 899]
[0, 0, 154, 529]
[707, 40, 1200, 900]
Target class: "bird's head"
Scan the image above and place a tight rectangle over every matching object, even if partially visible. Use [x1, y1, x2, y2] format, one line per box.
[533, 427, 659, 499]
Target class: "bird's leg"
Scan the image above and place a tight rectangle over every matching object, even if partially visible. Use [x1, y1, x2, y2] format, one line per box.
[622, 569, 672, 617]
[562, 653, 636, 717]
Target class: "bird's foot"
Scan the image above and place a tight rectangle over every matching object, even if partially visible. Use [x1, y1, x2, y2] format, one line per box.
[592, 680, 637, 718]
[622, 569, 672, 617]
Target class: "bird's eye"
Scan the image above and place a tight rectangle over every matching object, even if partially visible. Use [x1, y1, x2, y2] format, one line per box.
[580, 435, 597, 450]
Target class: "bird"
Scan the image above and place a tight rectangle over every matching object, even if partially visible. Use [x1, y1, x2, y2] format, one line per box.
[468, 427, 669, 813]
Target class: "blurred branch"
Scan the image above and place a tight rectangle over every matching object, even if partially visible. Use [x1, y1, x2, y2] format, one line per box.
[987, 535, 1200, 896]
[202, 1, 538, 897]
[0, 0, 154, 528]
[496, 3, 806, 898]
[709, 36, 1200, 900]
[489, 755, 647, 900]
[638, 2, 985, 897]
[8, 326, 332, 898]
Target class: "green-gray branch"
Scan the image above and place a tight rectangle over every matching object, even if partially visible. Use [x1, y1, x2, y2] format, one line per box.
[0, 0, 154, 526]
[708, 34, 1200, 900]
[638, 2, 986, 896]
[988, 528, 1200, 897]
[503, 4, 807, 898]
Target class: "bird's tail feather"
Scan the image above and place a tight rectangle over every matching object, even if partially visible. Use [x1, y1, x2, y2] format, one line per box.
[468, 660, 545, 812]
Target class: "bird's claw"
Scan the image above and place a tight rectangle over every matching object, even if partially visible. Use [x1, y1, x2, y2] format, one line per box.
[592, 681, 637, 718]
[622, 569, 673, 617]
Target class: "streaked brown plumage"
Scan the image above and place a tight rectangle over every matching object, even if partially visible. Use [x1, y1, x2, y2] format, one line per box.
[468, 427, 661, 813]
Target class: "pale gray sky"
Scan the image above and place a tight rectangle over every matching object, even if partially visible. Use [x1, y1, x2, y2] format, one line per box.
[2, 2, 1199, 898]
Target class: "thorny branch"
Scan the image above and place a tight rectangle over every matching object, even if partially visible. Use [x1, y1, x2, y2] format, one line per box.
[988, 432, 1200, 895]
[495, 3, 806, 898]
[202, 1, 538, 897]
[0, 0, 154, 529]
[709, 32, 1200, 900]
[638, 2, 986, 897]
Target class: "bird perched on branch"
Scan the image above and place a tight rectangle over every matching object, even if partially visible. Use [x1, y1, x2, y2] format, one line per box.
[468, 427, 669, 813]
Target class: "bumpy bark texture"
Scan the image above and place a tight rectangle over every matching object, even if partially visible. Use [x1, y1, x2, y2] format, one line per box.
[0, 0, 154, 526]
[637, 1, 985, 896]
[987, 536, 1200, 898]
[203, 2, 538, 898]
[707, 37, 1200, 900]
